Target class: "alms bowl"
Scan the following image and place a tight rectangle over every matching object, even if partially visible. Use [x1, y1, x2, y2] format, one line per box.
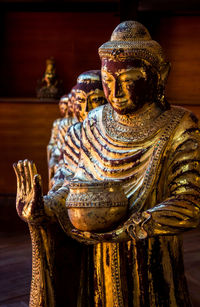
[65, 180, 128, 232]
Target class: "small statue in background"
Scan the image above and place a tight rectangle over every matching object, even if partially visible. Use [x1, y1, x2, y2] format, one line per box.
[36, 57, 64, 100]
[47, 94, 76, 189]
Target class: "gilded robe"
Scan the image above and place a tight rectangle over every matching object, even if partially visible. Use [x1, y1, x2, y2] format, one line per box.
[53, 103, 200, 306]
[48, 116, 77, 187]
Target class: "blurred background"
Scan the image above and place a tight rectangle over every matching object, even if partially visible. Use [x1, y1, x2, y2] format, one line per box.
[0, 0, 200, 305]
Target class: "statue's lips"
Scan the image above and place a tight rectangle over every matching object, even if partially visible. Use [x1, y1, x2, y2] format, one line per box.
[111, 99, 128, 107]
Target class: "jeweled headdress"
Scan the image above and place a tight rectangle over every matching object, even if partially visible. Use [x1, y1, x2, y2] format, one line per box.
[98, 21, 169, 73]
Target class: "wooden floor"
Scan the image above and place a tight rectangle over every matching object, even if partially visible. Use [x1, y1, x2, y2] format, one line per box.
[0, 228, 200, 307]
[0, 231, 31, 307]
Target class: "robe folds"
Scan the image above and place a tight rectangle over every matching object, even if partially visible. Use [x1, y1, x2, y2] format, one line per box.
[54, 103, 200, 307]
[49, 116, 77, 187]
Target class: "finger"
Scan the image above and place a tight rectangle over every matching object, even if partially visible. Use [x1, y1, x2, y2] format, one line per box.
[33, 174, 44, 210]
[23, 160, 31, 193]
[28, 161, 37, 189]
[71, 229, 86, 237]
[13, 163, 21, 194]
[71, 229, 106, 242]
[125, 224, 135, 240]
[18, 160, 26, 194]
[71, 229, 97, 244]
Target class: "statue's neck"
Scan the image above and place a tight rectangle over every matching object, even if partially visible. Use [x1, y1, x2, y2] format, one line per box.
[113, 102, 162, 127]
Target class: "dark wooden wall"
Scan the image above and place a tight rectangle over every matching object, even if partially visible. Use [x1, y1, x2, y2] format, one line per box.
[143, 15, 200, 105]
[0, 99, 59, 195]
[0, 12, 120, 97]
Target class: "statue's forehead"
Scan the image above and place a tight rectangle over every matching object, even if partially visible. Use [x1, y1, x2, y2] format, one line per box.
[102, 58, 143, 70]
[75, 88, 104, 96]
[101, 65, 146, 78]
[101, 58, 156, 77]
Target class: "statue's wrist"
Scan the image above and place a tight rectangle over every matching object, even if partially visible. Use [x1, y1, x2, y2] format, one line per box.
[44, 186, 69, 218]
[125, 211, 151, 240]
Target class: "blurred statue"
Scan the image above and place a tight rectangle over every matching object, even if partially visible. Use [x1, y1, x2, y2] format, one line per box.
[36, 57, 64, 100]
[51, 70, 107, 189]
[14, 21, 200, 307]
[47, 94, 76, 189]
[73, 70, 107, 122]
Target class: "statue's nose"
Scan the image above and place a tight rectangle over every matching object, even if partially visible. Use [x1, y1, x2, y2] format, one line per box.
[114, 79, 122, 98]
[85, 98, 89, 112]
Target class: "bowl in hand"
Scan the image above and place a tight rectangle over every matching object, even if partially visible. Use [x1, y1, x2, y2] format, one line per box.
[66, 180, 128, 232]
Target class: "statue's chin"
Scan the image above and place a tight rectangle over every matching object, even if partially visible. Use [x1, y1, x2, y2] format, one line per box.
[110, 100, 153, 115]
[112, 105, 140, 115]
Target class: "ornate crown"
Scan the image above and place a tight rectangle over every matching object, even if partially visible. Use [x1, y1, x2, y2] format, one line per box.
[98, 21, 168, 72]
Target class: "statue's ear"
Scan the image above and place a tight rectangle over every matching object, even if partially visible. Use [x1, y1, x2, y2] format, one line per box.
[160, 62, 171, 85]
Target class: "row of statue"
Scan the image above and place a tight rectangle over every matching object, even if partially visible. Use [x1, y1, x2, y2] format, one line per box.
[47, 69, 106, 190]
[13, 21, 200, 306]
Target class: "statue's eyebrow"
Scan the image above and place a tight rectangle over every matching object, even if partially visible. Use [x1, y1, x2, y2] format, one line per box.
[101, 69, 112, 74]
[119, 67, 147, 78]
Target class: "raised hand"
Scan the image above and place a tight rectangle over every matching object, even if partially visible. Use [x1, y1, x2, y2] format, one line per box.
[13, 160, 45, 224]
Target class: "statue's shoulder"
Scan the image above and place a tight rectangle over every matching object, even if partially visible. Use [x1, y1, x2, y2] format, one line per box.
[59, 116, 76, 128]
[83, 104, 106, 128]
[67, 121, 82, 138]
[170, 105, 199, 145]
[171, 105, 199, 127]
[53, 118, 61, 127]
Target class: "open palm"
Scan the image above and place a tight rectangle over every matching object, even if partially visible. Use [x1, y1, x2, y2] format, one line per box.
[13, 160, 44, 224]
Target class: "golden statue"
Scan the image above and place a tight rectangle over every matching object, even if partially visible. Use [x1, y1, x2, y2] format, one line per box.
[73, 70, 107, 122]
[47, 94, 76, 189]
[14, 21, 200, 307]
[36, 57, 64, 100]
[51, 70, 107, 190]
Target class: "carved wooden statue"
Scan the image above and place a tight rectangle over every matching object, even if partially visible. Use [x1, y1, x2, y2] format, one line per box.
[14, 21, 200, 307]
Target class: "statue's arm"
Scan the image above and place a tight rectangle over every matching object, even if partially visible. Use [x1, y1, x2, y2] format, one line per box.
[72, 114, 200, 244]
[13, 160, 57, 306]
[127, 114, 200, 239]
[13, 160, 72, 306]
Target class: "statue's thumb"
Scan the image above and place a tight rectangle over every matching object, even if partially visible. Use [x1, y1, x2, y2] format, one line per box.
[33, 174, 44, 208]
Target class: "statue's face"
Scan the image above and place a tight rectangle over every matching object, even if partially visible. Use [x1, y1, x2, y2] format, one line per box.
[59, 102, 68, 117]
[74, 88, 105, 122]
[67, 96, 74, 117]
[101, 58, 158, 114]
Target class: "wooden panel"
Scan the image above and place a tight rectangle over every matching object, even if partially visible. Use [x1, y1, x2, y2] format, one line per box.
[0, 100, 59, 195]
[0, 11, 120, 97]
[155, 16, 200, 105]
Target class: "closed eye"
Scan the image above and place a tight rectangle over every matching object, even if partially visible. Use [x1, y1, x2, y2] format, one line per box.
[77, 97, 85, 103]
[122, 79, 134, 83]
[92, 97, 103, 102]
[103, 78, 113, 82]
